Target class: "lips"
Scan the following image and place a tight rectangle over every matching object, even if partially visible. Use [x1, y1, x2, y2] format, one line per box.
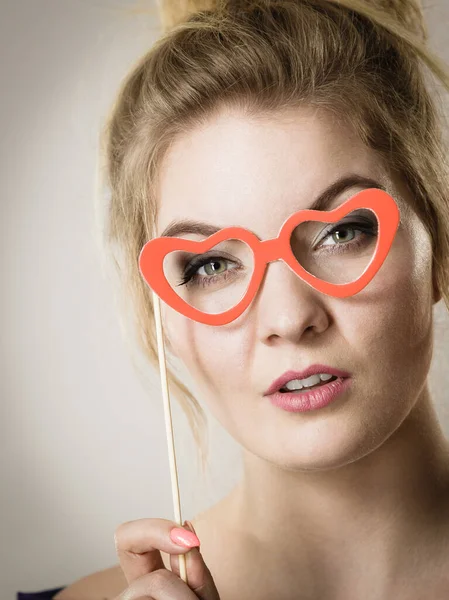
[264, 364, 351, 396]
[279, 375, 337, 392]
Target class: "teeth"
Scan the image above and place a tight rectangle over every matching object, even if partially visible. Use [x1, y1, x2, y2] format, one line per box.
[283, 373, 334, 391]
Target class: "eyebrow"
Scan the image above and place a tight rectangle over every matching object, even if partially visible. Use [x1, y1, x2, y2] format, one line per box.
[159, 174, 387, 238]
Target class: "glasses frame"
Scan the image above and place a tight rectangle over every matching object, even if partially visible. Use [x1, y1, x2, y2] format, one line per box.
[139, 188, 400, 326]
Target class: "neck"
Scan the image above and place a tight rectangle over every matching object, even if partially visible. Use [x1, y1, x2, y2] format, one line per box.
[232, 384, 449, 592]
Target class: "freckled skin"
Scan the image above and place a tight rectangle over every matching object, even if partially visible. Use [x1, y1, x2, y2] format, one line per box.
[157, 105, 437, 471]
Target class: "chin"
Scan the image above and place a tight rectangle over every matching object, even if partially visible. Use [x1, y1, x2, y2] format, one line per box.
[248, 418, 400, 473]
[260, 447, 372, 473]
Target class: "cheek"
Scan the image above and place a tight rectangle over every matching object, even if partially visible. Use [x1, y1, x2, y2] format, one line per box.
[382, 226, 433, 343]
[342, 227, 434, 374]
[162, 307, 246, 397]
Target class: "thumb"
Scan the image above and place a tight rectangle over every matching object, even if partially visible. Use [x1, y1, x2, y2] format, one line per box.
[170, 520, 220, 600]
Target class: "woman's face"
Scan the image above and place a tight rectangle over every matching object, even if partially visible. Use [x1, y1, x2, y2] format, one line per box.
[155, 106, 438, 470]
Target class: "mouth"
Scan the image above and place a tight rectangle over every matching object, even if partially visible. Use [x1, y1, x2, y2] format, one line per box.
[279, 375, 339, 393]
[264, 365, 352, 396]
[268, 376, 352, 412]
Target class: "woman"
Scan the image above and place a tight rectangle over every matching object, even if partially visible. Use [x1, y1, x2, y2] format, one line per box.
[55, 0, 449, 598]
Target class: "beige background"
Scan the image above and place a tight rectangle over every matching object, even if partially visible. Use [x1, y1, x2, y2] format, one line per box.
[1, 0, 449, 597]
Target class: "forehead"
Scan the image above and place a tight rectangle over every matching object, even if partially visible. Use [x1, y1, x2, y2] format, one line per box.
[155, 106, 393, 237]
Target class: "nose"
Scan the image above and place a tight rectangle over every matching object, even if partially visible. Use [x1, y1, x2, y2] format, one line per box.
[253, 259, 330, 344]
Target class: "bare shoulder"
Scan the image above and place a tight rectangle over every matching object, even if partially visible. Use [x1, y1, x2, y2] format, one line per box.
[52, 563, 131, 600]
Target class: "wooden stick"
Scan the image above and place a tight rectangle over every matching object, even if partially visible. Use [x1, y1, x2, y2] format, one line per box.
[152, 291, 187, 583]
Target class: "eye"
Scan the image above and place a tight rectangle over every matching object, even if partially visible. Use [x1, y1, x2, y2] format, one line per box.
[320, 224, 358, 246]
[198, 259, 228, 276]
[177, 255, 240, 287]
[314, 216, 378, 250]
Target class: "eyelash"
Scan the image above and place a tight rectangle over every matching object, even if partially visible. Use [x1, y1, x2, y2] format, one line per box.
[177, 220, 378, 288]
[315, 219, 377, 253]
[176, 256, 244, 288]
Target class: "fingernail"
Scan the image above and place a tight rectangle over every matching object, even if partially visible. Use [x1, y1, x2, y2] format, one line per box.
[170, 526, 200, 548]
[184, 520, 201, 548]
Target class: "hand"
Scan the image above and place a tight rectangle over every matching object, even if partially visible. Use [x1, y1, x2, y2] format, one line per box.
[113, 517, 221, 599]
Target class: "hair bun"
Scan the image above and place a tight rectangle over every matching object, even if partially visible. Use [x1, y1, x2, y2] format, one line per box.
[157, 0, 218, 32]
[367, 0, 428, 42]
[157, 0, 428, 43]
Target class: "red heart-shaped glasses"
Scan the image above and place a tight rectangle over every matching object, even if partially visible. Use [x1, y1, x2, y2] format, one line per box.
[139, 188, 400, 325]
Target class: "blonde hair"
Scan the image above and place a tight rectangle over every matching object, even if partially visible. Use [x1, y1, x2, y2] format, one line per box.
[98, 0, 449, 469]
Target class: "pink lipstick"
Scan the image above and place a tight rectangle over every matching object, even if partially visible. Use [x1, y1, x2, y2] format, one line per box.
[264, 364, 352, 413]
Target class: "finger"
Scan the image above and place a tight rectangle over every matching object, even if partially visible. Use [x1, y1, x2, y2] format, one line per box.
[170, 521, 220, 600]
[119, 568, 198, 600]
[114, 518, 200, 584]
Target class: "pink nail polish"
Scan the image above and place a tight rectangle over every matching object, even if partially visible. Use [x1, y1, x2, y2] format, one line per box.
[170, 527, 200, 548]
